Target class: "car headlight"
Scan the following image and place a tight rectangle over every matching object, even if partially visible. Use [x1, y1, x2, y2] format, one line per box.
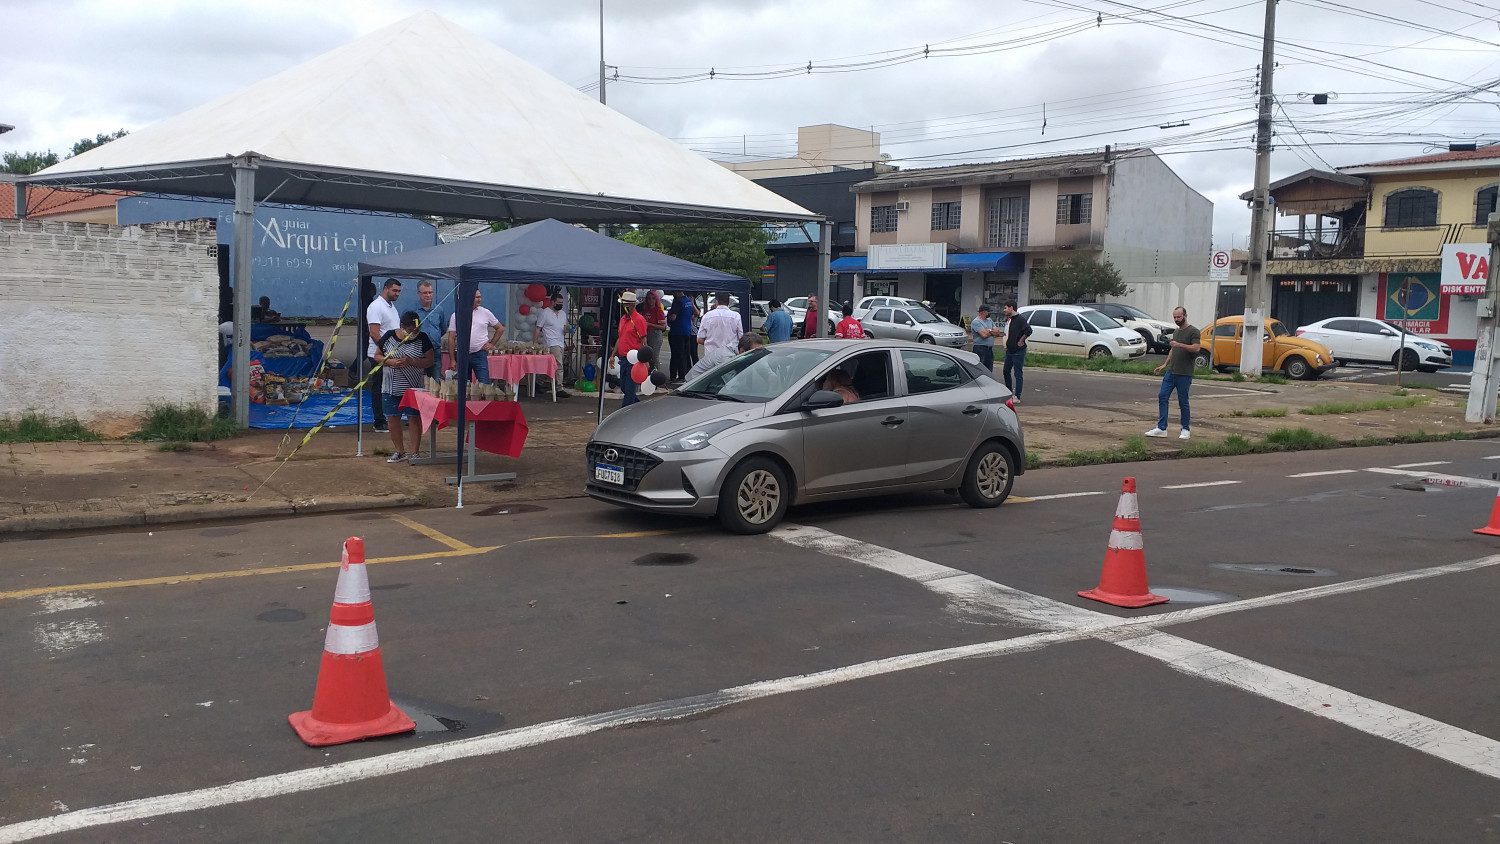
[1416, 342, 1437, 351]
[1115, 337, 1130, 346]
[647, 418, 741, 453]
[1314, 354, 1323, 363]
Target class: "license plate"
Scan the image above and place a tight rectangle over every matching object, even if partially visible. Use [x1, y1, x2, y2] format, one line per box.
[594, 463, 625, 485]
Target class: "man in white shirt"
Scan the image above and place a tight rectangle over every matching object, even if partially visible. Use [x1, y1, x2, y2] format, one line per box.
[697, 291, 743, 360]
[447, 288, 505, 384]
[533, 292, 570, 397]
[365, 278, 402, 432]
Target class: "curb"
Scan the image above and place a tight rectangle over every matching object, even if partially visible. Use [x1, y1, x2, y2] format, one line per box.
[0, 494, 421, 536]
[1033, 428, 1500, 469]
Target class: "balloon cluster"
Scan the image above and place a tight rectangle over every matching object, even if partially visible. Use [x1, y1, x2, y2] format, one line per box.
[622, 345, 664, 395]
[510, 283, 552, 340]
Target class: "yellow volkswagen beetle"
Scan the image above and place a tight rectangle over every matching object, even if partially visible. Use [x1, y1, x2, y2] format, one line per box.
[1193, 315, 1337, 380]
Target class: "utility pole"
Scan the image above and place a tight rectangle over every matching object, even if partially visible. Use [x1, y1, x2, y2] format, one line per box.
[1240, 0, 1277, 377]
[1465, 212, 1500, 423]
[598, 0, 607, 105]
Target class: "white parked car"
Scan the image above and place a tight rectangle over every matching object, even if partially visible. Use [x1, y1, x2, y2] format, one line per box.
[1089, 302, 1176, 354]
[749, 300, 769, 333]
[1017, 304, 1148, 359]
[854, 296, 952, 324]
[1296, 317, 1453, 372]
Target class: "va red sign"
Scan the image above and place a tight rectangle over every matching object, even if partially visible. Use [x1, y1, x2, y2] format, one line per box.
[1441, 244, 1490, 295]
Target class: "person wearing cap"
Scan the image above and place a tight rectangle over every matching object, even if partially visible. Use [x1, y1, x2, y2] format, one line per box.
[969, 305, 998, 372]
[615, 290, 649, 406]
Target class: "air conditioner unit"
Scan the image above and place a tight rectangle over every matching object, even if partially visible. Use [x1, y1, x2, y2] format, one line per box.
[894, 201, 910, 212]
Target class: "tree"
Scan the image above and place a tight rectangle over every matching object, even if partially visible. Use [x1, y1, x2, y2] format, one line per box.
[70, 128, 129, 157]
[1, 150, 60, 175]
[1031, 254, 1128, 303]
[618, 224, 772, 285]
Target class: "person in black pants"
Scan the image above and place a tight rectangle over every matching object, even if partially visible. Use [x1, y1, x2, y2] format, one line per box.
[666, 290, 698, 382]
[1000, 300, 1032, 403]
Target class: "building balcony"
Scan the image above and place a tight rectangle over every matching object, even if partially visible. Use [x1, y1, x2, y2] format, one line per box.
[1269, 227, 1363, 261]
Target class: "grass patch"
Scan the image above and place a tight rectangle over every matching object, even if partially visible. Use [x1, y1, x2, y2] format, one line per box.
[1228, 408, 1288, 418]
[0, 412, 102, 443]
[1259, 374, 1288, 385]
[130, 404, 238, 443]
[1181, 433, 1256, 457]
[1390, 429, 1472, 444]
[1299, 396, 1426, 416]
[157, 441, 193, 453]
[1025, 451, 1042, 470]
[1262, 427, 1338, 451]
[1059, 434, 1149, 467]
[1025, 352, 1159, 376]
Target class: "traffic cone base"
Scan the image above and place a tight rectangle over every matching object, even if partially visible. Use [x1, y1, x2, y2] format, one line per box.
[290, 537, 415, 747]
[1474, 487, 1500, 535]
[1079, 478, 1168, 608]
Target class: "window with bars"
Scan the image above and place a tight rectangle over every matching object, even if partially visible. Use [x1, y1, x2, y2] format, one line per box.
[1056, 193, 1092, 225]
[988, 196, 1029, 248]
[1476, 185, 1498, 225]
[1384, 188, 1438, 228]
[930, 201, 961, 231]
[871, 204, 898, 233]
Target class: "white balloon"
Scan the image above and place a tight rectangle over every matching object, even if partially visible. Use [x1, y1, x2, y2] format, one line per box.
[638, 379, 656, 397]
[626, 349, 640, 365]
[608, 360, 621, 378]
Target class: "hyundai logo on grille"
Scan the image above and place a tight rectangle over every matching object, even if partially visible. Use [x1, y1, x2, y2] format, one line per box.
[603, 448, 620, 463]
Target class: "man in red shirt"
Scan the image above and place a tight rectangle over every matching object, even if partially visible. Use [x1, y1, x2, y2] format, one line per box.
[615, 290, 649, 406]
[834, 302, 866, 339]
[803, 295, 820, 339]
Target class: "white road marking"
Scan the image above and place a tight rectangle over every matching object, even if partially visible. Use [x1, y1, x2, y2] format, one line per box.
[34, 593, 99, 615]
[1391, 461, 1451, 468]
[1482, 455, 1500, 460]
[1160, 480, 1241, 489]
[1286, 469, 1357, 478]
[1025, 491, 1107, 501]
[31, 620, 104, 654]
[9, 542, 1500, 839]
[770, 524, 1105, 630]
[1364, 467, 1500, 488]
[1114, 631, 1500, 780]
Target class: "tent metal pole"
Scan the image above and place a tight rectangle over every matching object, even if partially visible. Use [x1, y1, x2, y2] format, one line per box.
[356, 274, 371, 458]
[596, 289, 615, 426]
[816, 219, 832, 338]
[231, 158, 258, 428]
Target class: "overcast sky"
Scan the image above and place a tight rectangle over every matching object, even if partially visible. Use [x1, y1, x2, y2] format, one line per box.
[6, 0, 1498, 249]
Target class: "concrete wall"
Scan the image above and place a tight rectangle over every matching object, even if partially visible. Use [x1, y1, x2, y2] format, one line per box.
[0, 220, 219, 433]
[1098, 151, 1214, 321]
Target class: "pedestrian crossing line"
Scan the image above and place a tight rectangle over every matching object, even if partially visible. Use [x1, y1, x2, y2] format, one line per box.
[1287, 470, 1357, 478]
[1391, 461, 1451, 469]
[1160, 480, 1241, 490]
[1482, 455, 1500, 460]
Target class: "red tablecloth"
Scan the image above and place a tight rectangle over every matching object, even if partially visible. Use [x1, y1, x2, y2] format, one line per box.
[399, 390, 528, 458]
[442, 353, 557, 384]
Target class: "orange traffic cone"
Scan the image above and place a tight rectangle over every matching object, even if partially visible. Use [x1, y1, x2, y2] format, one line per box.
[1475, 487, 1500, 536]
[289, 537, 415, 746]
[1078, 477, 1168, 608]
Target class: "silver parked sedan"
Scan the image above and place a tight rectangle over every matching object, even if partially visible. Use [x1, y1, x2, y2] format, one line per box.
[586, 339, 1025, 533]
[860, 305, 968, 347]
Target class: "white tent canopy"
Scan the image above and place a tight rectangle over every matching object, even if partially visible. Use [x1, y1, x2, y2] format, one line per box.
[21, 11, 814, 224]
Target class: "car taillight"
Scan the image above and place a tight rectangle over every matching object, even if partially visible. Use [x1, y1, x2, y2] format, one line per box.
[1294, 329, 1305, 336]
[1005, 396, 1016, 412]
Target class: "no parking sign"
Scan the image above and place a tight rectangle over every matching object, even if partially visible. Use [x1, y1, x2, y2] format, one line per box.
[1209, 250, 1231, 281]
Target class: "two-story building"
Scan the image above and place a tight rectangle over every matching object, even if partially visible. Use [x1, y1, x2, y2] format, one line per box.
[1256, 145, 1500, 366]
[833, 148, 1212, 322]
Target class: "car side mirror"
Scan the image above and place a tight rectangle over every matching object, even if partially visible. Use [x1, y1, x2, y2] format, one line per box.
[801, 390, 845, 411]
[1263, 334, 1272, 342]
[1380, 329, 1396, 336]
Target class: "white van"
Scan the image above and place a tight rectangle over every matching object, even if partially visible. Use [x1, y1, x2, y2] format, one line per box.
[1016, 304, 1147, 360]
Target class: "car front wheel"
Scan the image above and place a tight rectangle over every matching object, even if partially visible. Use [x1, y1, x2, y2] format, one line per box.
[1088, 345, 1112, 359]
[718, 456, 790, 534]
[918, 335, 936, 344]
[1394, 348, 1419, 370]
[1283, 356, 1313, 379]
[960, 441, 1015, 508]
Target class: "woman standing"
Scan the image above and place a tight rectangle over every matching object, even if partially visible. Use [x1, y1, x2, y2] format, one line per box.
[642, 290, 667, 376]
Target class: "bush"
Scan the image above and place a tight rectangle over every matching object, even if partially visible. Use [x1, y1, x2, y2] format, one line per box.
[1262, 427, 1338, 451]
[0, 413, 102, 443]
[130, 404, 238, 443]
[1300, 397, 1426, 416]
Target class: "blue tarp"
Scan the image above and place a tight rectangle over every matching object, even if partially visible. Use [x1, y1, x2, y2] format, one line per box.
[248, 390, 372, 429]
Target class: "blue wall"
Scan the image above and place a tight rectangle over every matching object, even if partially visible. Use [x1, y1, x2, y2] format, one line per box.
[115, 197, 496, 320]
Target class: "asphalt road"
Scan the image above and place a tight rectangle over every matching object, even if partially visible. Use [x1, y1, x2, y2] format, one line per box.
[4, 440, 1500, 840]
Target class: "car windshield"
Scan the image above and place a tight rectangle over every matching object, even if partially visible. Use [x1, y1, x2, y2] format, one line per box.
[677, 347, 834, 402]
[1115, 304, 1152, 319]
[907, 306, 943, 324]
[1380, 320, 1412, 333]
[1079, 310, 1120, 331]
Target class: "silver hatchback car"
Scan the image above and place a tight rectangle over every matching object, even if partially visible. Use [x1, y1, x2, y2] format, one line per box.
[860, 305, 968, 347]
[586, 339, 1025, 533]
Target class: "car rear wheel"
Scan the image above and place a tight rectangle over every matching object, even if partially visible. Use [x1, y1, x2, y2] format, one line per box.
[1283, 356, 1313, 380]
[960, 441, 1015, 508]
[1088, 345, 1112, 359]
[1193, 351, 1212, 370]
[1394, 348, 1419, 370]
[717, 456, 789, 534]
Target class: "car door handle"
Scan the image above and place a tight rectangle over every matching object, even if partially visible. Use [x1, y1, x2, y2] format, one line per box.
[962, 405, 983, 415]
[881, 416, 905, 427]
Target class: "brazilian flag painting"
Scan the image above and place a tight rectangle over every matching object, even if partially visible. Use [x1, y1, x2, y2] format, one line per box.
[1383, 273, 1441, 323]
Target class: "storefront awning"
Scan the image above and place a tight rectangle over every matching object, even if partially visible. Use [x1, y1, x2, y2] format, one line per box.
[831, 251, 1022, 273]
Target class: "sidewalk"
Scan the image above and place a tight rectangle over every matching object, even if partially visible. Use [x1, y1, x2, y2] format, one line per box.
[2, 375, 1494, 535]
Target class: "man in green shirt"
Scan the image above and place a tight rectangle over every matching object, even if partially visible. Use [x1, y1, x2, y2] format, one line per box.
[1146, 306, 1201, 440]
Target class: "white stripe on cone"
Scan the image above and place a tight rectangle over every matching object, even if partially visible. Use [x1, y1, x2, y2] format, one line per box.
[324, 621, 380, 655]
[1108, 530, 1144, 551]
[333, 563, 371, 605]
[1115, 492, 1139, 520]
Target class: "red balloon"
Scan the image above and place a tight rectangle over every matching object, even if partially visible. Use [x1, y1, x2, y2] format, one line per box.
[524, 283, 547, 303]
[631, 362, 650, 384]
[518, 304, 531, 316]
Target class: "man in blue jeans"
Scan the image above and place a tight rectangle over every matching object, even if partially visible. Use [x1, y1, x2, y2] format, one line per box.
[1146, 306, 1201, 440]
[1000, 301, 1031, 403]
